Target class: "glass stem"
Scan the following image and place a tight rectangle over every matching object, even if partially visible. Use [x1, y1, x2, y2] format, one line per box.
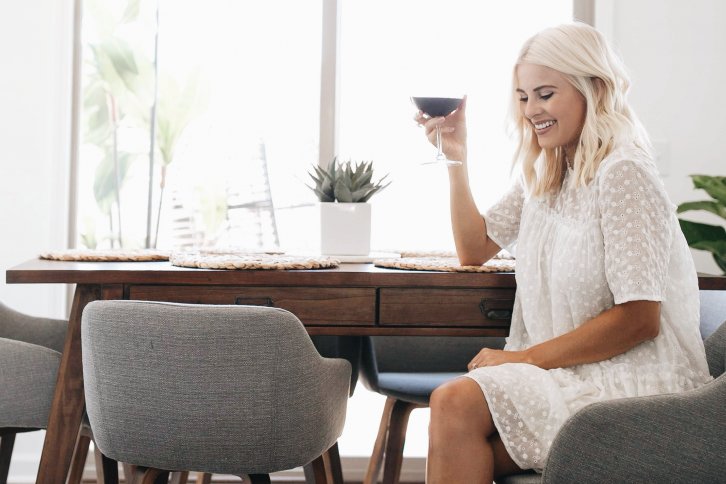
[435, 125, 445, 161]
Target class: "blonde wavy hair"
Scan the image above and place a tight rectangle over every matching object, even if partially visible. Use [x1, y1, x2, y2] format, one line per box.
[510, 22, 652, 197]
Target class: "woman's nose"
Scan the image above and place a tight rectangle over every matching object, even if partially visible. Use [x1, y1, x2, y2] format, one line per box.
[523, 99, 540, 120]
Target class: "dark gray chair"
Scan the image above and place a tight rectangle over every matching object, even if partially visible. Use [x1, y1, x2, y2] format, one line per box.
[0, 301, 66, 484]
[81, 300, 351, 484]
[360, 335, 505, 484]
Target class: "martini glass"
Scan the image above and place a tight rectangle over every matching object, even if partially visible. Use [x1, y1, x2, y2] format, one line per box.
[411, 96, 464, 166]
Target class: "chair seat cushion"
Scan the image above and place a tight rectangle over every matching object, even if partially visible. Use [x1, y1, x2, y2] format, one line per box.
[376, 372, 465, 405]
[496, 471, 541, 484]
[0, 338, 61, 429]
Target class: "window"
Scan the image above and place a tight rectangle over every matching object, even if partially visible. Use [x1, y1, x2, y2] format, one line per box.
[76, 0, 573, 254]
[338, 0, 573, 251]
[73, 0, 573, 466]
[76, 0, 322, 250]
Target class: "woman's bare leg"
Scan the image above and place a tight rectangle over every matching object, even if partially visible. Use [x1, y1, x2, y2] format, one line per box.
[426, 377, 498, 484]
[490, 434, 524, 480]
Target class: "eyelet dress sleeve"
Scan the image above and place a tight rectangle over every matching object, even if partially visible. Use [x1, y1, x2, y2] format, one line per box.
[483, 177, 525, 252]
[597, 158, 672, 304]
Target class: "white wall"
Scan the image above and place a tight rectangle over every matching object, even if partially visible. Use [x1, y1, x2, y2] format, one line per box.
[1, 0, 73, 481]
[597, 0, 726, 274]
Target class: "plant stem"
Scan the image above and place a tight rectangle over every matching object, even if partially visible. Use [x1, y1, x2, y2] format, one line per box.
[145, 0, 160, 249]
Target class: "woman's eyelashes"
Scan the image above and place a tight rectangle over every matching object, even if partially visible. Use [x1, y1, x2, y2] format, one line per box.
[518, 92, 554, 103]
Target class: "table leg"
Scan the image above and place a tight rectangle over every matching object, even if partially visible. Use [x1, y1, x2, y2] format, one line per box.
[36, 284, 102, 484]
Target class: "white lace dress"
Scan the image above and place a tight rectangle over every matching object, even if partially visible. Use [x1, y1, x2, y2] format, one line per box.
[465, 144, 713, 471]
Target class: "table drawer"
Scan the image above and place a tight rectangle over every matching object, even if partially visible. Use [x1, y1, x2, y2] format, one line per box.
[379, 288, 515, 327]
[128, 285, 376, 326]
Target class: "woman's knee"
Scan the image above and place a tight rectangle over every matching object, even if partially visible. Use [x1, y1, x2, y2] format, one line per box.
[429, 377, 490, 425]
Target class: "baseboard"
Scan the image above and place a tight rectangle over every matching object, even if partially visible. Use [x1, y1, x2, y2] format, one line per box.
[6, 454, 427, 483]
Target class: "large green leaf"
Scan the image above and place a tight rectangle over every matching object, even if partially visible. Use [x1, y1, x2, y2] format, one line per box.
[691, 175, 726, 206]
[121, 0, 141, 23]
[82, 78, 113, 144]
[678, 219, 726, 246]
[93, 151, 136, 214]
[99, 38, 155, 118]
[690, 240, 726, 259]
[156, 70, 207, 166]
[676, 200, 726, 220]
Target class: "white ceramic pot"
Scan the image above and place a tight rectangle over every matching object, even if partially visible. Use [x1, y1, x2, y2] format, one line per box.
[320, 202, 371, 256]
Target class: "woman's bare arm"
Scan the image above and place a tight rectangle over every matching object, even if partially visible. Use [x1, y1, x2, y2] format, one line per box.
[418, 97, 501, 266]
[448, 164, 502, 266]
[468, 300, 661, 370]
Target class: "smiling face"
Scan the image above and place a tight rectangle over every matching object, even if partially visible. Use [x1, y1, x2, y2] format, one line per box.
[516, 63, 586, 157]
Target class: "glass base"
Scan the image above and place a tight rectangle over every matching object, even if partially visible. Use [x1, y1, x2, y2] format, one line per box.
[421, 158, 463, 166]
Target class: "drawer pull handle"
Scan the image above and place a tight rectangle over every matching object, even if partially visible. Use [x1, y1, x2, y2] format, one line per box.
[235, 297, 274, 307]
[479, 299, 513, 321]
[485, 309, 512, 320]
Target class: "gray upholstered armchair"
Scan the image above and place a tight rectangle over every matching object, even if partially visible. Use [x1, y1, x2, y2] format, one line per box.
[500, 318, 726, 484]
[81, 300, 351, 483]
[0, 301, 66, 484]
[537, 320, 726, 483]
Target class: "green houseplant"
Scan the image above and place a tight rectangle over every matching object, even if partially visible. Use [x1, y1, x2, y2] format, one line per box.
[307, 158, 390, 256]
[677, 175, 726, 274]
[307, 158, 390, 203]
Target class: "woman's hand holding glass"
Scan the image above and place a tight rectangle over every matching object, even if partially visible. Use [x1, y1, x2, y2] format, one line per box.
[414, 95, 468, 165]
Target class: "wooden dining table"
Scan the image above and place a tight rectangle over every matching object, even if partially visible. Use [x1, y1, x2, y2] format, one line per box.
[6, 257, 726, 483]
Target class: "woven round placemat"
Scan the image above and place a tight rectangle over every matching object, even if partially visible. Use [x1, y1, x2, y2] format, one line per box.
[197, 247, 285, 255]
[170, 251, 339, 270]
[39, 249, 170, 262]
[374, 255, 515, 273]
[399, 249, 514, 260]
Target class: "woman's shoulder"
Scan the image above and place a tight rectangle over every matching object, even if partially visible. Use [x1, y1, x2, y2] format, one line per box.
[595, 143, 658, 182]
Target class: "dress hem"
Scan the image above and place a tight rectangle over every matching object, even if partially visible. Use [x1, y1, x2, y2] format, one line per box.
[463, 372, 538, 472]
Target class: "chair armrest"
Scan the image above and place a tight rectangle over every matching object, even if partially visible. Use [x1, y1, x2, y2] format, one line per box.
[0, 338, 62, 428]
[542, 374, 726, 483]
[0, 302, 67, 352]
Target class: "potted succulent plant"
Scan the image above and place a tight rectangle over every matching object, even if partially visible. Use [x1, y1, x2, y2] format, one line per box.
[677, 175, 726, 274]
[308, 158, 390, 255]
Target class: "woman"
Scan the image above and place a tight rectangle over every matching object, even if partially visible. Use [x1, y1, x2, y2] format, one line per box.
[416, 23, 712, 483]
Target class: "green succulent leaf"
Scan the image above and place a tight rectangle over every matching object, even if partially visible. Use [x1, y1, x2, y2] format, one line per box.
[334, 181, 354, 203]
[307, 157, 390, 203]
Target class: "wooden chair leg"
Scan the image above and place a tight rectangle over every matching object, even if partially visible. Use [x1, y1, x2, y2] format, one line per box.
[381, 400, 422, 484]
[303, 454, 328, 484]
[123, 463, 137, 483]
[364, 397, 396, 484]
[94, 445, 119, 484]
[169, 470, 189, 484]
[322, 442, 344, 484]
[195, 472, 212, 484]
[0, 432, 16, 484]
[248, 474, 272, 484]
[67, 430, 92, 484]
[132, 467, 169, 484]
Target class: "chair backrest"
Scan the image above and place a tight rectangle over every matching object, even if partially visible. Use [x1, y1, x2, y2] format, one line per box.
[81, 300, 350, 475]
[699, 290, 726, 340]
[704, 321, 726, 377]
[361, 335, 505, 378]
[0, 301, 66, 353]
